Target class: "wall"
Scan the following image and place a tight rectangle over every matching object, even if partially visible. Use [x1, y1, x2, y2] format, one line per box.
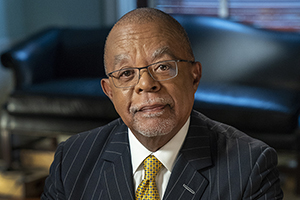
[22, 0, 103, 35]
[0, 0, 23, 106]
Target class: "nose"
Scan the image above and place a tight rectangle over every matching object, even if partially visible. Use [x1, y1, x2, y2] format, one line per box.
[134, 69, 161, 93]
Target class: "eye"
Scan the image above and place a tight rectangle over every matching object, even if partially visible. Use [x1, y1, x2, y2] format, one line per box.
[157, 64, 170, 71]
[153, 62, 173, 73]
[117, 69, 135, 79]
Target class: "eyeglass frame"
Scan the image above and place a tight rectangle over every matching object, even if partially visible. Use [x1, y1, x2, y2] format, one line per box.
[107, 59, 194, 88]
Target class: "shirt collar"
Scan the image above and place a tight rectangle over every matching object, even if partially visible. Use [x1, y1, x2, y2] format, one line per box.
[129, 117, 190, 174]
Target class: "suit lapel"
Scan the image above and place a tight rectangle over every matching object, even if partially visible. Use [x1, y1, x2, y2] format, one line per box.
[101, 120, 135, 200]
[163, 111, 214, 200]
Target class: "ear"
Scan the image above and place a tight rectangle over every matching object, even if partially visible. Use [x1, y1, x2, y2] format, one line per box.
[101, 78, 114, 100]
[191, 61, 202, 91]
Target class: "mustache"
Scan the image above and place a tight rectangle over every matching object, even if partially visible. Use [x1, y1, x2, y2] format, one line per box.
[129, 97, 172, 114]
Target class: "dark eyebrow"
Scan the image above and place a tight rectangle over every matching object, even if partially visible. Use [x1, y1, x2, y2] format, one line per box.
[151, 46, 176, 61]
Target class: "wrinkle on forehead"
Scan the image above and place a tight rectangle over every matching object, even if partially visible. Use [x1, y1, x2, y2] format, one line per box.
[112, 46, 176, 70]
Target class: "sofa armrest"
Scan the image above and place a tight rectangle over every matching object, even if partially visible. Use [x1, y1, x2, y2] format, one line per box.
[1, 28, 61, 89]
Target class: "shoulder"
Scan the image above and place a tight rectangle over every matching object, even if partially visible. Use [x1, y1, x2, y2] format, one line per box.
[190, 112, 282, 198]
[57, 118, 126, 157]
[191, 110, 271, 154]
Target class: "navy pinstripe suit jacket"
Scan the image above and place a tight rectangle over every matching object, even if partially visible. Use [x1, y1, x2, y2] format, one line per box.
[42, 110, 283, 199]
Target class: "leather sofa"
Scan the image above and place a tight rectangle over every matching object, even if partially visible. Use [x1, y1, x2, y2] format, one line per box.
[1, 15, 300, 193]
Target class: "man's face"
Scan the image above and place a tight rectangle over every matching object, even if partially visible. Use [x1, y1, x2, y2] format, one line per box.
[102, 21, 201, 141]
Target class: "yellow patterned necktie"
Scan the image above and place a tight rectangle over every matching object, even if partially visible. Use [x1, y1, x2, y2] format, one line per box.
[136, 155, 163, 200]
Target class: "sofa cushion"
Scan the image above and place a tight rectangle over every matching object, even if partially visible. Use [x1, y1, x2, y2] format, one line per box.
[194, 83, 300, 133]
[5, 78, 118, 120]
[21, 78, 104, 96]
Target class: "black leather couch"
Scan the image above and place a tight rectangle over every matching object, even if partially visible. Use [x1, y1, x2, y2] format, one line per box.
[1, 15, 300, 193]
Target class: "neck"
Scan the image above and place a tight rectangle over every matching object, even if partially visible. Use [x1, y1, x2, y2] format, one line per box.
[132, 130, 178, 152]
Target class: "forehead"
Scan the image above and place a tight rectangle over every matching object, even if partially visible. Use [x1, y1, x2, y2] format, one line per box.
[105, 22, 183, 66]
[113, 46, 176, 66]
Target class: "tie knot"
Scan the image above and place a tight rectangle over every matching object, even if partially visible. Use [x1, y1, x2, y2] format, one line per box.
[143, 155, 163, 180]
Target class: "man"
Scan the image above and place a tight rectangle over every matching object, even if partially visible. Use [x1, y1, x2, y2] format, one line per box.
[42, 8, 283, 199]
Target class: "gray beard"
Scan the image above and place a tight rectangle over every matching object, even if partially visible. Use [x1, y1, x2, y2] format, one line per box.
[132, 113, 176, 137]
[130, 97, 176, 137]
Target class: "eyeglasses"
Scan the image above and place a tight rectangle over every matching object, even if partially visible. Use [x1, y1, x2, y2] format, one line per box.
[107, 60, 193, 88]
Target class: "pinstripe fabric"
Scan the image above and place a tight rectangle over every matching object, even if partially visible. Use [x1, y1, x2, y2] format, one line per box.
[42, 110, 283, 200]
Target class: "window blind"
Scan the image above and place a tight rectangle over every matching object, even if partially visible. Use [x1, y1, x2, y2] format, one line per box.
[156, 0, 300, 31]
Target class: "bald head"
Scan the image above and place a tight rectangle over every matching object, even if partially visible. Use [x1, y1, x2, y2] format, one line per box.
[103, 8, 194, 73]
[115, 7, 181, 27]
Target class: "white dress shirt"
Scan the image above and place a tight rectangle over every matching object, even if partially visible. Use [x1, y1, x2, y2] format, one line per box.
[128, 117, 190, 199]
